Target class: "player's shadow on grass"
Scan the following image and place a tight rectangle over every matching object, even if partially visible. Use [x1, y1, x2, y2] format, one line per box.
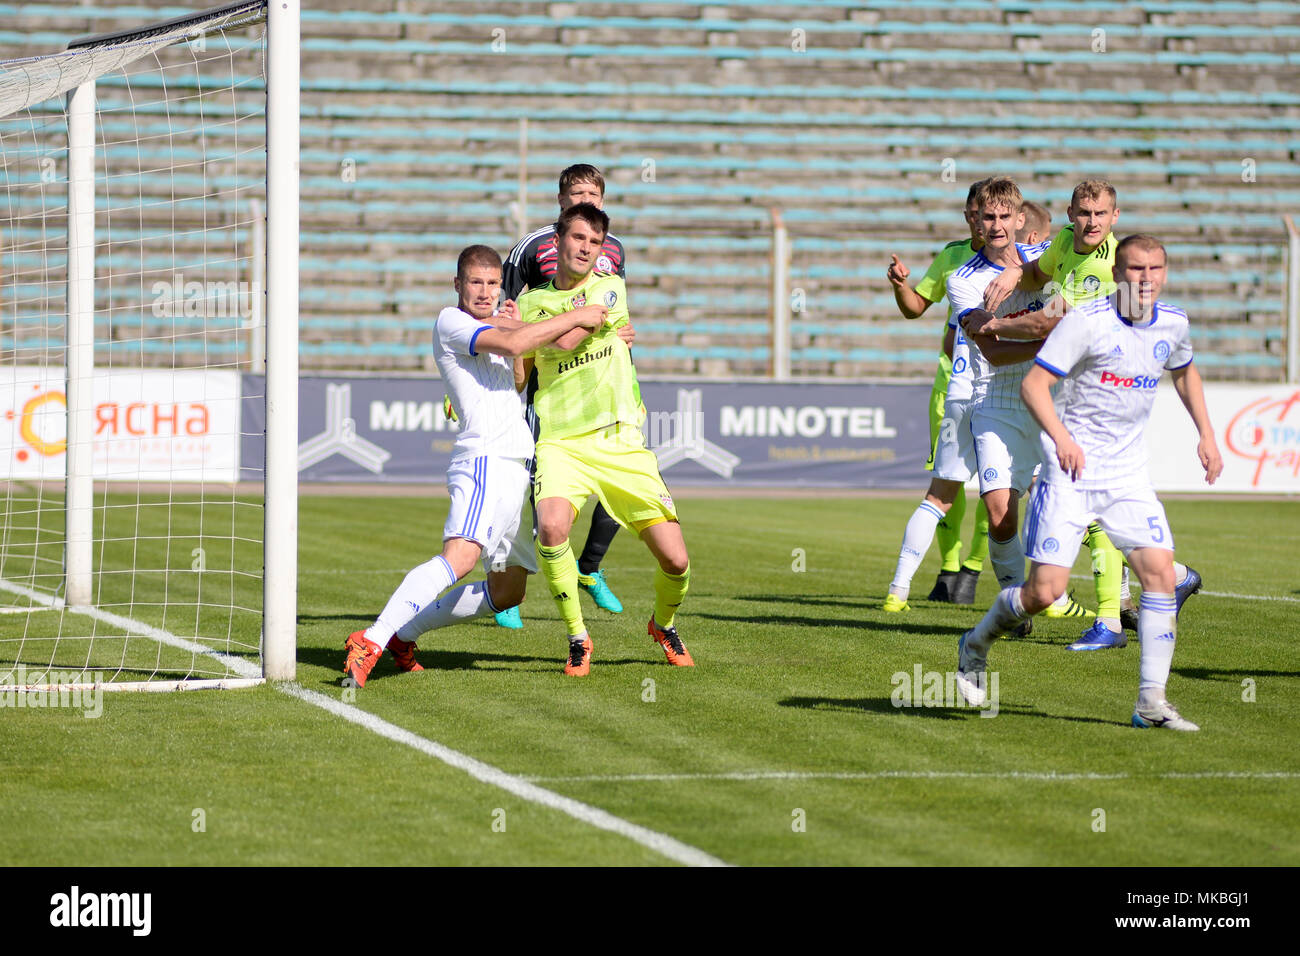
[297, 644, 648, 676]
[735, 594, 874, 609]
[697, 610, 964, 636]
[779, 695, 1115, 725]
[1174, 666, 1300, 681]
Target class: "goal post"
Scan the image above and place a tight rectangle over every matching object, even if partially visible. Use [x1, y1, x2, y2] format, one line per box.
[263, 0, 300, 681]
[0, 0, 299, 690]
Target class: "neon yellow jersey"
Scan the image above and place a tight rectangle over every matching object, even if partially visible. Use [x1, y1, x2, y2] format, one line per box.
[519, 272, 643, 440]
[914, 239, 976, 322]
[1036, 225, 1117, 307]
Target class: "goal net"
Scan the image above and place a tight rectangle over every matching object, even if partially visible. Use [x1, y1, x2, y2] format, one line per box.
[0, 0, 298, 693]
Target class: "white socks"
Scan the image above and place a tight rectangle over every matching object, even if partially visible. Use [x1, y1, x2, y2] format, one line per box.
[967, 586, 1026, 654]
[366, 555, 458, 646]
[989, 534, 1025, 590]
[396, 580, 496, 641]
[889, 500, 946, 596]
[1138, 591, 1177, 695]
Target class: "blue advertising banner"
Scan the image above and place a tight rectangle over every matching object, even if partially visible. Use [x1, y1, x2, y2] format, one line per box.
[241, 375, 933, 488]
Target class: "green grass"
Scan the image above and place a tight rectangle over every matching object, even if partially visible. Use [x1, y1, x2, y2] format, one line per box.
[2, 494, 1299, 865]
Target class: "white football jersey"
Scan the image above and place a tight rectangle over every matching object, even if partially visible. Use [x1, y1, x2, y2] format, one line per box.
[947, 241, 1051, 410]
[1034, 295, 1193, 489]
[432, 306, 533, 463]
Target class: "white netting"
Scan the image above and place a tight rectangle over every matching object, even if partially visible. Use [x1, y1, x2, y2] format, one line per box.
[1, 1, 270, 689]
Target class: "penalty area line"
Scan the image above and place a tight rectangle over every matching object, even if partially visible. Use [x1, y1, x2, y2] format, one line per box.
[277, 682, 730, 867]
[0, 577, 727, 866]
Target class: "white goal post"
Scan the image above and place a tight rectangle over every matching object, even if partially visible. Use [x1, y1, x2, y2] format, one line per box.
[0, 0, 299, 689]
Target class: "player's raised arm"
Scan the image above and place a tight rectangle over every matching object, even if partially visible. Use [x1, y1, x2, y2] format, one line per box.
[888, 254, 937, 319]
[1170, 362, 1223, 485]
[1020, 362, 1084, 480]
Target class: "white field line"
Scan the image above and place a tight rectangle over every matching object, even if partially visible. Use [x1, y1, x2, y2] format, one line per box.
[1066, 574, 1300, 603]
[524, 770, 1300, 785]
[0, 578, 262, 677]
[278, 683, 728, 867]
[0, 576, 727, 867]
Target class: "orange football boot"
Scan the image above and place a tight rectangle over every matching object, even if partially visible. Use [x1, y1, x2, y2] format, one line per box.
[648, 617, 694, 667]
[564, 634, 593, 677]
[343, 630, 382, 687]
[386, 636, 424, 673]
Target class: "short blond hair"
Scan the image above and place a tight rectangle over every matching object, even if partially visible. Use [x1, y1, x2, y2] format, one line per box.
[1070, 179, 1117, 209]
[973, 177, 1023, 213]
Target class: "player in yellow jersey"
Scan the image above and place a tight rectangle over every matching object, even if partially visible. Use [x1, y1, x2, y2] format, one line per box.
[518, 203, 693, 676]
[970, 181, 1202, 648]
[883, 180, 993, 607]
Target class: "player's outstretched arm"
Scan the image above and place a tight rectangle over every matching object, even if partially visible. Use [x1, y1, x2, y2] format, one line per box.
[970, 293, 1067, 339]
[1170, 362, 1223, 484]
[476, 305, 606, 359]
[551, 304, 614, 351]
[968, 331, 1044, 367]
[982, 258, 1049, 311]
[1021, 363, 1084, 480]
[887, 254, 935, 319]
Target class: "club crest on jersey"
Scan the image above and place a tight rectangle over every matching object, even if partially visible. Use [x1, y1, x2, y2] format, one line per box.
[983, 467, 998, 482]
[1153, 340, 1171, 362]
[1083, 275, 1101, 292]
[1041, 537, 1060, 554]
[603, 289, 618, 308]
[570, 293, 586, 308]
[596, 255, 614, 272]
[659, 493, 674, 509]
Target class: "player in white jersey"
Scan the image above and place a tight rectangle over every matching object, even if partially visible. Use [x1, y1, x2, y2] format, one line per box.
[947, 179, 1054, 606]
[342, 245, 606, 687]
[883, 209, 1049, 610]
[954, 236, 1223, 730]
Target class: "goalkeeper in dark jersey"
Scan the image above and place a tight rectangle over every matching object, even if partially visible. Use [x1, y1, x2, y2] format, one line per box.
[493, 164, 628, 628]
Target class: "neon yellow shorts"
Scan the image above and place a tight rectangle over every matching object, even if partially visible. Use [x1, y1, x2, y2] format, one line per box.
[534, 423, 678, 533]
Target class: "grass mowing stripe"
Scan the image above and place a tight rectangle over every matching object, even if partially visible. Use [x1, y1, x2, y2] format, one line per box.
[524, 770, 1300, 784]
[2, 576, 727, 867]
[278, 682, 731, 868]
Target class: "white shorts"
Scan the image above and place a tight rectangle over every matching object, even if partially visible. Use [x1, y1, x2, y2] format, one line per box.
[444, 455, 538, 575]
[972, 403, 1042, 495]
[932, 398, 977, 484]
[1023, 478, 1175, 569]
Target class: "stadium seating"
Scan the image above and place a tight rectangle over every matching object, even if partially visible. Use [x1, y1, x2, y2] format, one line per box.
[0, 0, 1292, 380]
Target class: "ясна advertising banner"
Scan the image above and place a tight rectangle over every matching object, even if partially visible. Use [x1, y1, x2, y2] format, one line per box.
[1, 367, 240, 482]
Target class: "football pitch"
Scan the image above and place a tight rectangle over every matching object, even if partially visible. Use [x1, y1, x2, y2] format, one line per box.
[3, 493, 1298, 866]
